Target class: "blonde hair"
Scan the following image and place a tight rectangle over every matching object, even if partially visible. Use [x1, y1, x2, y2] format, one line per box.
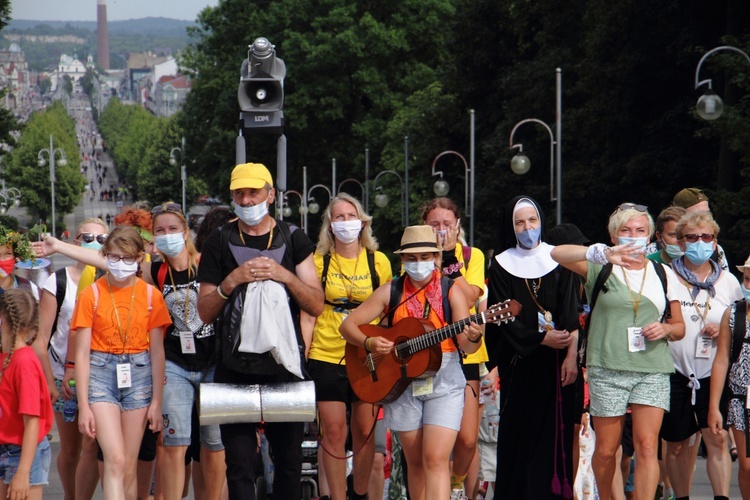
[77, 217, 108, 235]
[608, 204, 654, 239]
[315, 194, 378, 255]
[151, 203, 200, 272]
[0, 289, 39, 383]
[675, 211, 720, 240]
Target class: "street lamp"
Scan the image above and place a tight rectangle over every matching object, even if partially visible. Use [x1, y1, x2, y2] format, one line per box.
[694, 45, 750, 120]
[283, 189, 306, 232]
[37, 134, 67, 237]
[337, 178, 365, 201]
[431, 150, 471, 240]
[373, 170, 406, 227]
[169, 136, 187, 210]
[307, 184, 332, 216]
[508, 68, 563, 225]
[0, 186, 21, 214]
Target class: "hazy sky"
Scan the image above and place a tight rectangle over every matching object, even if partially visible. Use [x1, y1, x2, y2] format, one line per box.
[10, 0, 220, 22]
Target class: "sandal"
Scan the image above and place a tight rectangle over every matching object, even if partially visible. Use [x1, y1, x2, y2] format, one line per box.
[731, 446, 739, 462]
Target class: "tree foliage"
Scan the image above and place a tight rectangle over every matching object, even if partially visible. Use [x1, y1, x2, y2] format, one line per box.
[4, 101, 85, 225]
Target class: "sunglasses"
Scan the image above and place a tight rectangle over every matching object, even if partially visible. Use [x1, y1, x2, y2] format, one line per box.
[151, 203, 183, 215]
[682, 233, 715, 243]
[615, 203, 648, 213]
[77, 233, 108, 245]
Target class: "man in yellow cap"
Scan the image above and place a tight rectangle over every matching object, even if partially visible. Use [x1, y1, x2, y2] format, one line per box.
[197, 162, 324, 499]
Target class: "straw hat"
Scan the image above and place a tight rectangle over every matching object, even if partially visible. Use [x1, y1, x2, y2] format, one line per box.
[736, 256, 750, 274]
[394, 225, 440, 254]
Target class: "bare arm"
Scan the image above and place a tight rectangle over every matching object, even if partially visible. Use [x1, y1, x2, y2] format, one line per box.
[340, 284, 393, 352]
[300, 311, 317, 359]
[449, 284, 483, 355]
[8, 415, 40, 498]
[75, 326, 95, 438]
[708, 308, 731, 435]
[33, 237, 107, 269]
[147, 327, 165, 433]
[34, 289, 59, 402]
[550, 245, 588, 277]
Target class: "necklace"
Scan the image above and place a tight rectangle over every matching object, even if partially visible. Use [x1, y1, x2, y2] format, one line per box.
[106, 275, 138, 355]
[621, 265, 648, 324]
[333, 248, 361, 302]
[525, 278, 553, 324]
[168, 265, 192, 326]
[238, 218, 274, 249]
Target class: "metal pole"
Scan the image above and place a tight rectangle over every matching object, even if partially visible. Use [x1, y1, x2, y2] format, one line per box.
[469, 109, 475, 247]
[303, 166, 308, 235]
[181, 136, 187, 211]
[404, 135, 409, 225]
[555, 68, 562, 225]
[49, 134, 56, 238]
[332, 158, 337, 197]
[365, 148, 369, 213]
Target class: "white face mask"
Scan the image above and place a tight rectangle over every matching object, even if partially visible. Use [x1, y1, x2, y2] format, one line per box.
[154, 233, 186, 257]
[403, 260, 435, 282]
[233, 198, 269, 227]
[107, 259, 139, 281]
[331, 220, 362, 244]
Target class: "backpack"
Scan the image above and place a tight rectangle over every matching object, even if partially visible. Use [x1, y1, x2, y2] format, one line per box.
[49, 269, 67, 344]
[386, 274, 454, 325]
[215, 220, 307, 376]
[320, 251, 379, 309]
[581, 260, 669, 365]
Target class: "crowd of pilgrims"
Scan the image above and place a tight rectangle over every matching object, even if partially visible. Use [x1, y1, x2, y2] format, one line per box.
[0, 161, 748, 500]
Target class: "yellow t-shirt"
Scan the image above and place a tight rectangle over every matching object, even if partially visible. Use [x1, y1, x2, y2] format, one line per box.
[455, 244, 489, 364]
[309, 249, 392, 364]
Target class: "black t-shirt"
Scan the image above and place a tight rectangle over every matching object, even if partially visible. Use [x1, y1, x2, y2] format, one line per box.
[197, 220, 315, 286]
[151, 262, 215, 371]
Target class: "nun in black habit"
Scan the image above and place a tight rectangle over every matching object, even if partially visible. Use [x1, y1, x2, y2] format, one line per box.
[485, 196, 580, 499]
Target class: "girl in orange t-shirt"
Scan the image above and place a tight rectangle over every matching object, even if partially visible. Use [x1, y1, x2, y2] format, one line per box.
[71, 226, 172, 499]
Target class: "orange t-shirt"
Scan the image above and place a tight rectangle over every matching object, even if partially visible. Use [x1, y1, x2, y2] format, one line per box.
[71, 277, 172, 354]
[391, 276, 457, 353]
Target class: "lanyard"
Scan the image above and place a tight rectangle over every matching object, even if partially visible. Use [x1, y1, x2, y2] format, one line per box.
[106, 276, 138, 354]
[238, 219, 274, 249]
[168, 265, 191, 325]
[691, 286, 711, 328]
[622, 265, 648, 324]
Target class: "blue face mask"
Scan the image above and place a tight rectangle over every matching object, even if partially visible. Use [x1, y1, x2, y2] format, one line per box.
[664, 244, 684, 259]
[617, 236, 648, 253]
[154, 233, 186, 257]
[517, 227, 542, 249]
[81, 241, 103, 251]
[684, 240, 714, 265]
[403, 260, 435, 282]
[742, 286, 750, 302]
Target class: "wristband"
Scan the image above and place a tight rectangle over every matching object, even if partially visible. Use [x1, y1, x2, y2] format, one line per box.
[216, 284, 229, 300]
[585, 243, 610, 265]
[467, 333, 483, 344]
[65, 363, 75, 369]
[65, 360, 75, 366]
[364, 337, 372, 353]
[441, 251, 463, 278]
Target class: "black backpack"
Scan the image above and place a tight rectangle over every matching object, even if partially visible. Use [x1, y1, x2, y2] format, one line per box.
[48, 269, 67, 345]
[320, 251, 379, 309]
[215, 220, 307, 376]
[730, 300, 748, 366]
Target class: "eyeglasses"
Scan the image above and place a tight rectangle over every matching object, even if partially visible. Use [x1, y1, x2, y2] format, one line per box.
[682, 233, 715, 243]
[77, 233, 108, 245]
[151, 203, 183, 215]
[616, 203, 648, 213]
[105, 253, 138, 265]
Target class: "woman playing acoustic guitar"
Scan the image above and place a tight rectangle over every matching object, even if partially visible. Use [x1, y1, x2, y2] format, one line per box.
[340, 225, 483, 500]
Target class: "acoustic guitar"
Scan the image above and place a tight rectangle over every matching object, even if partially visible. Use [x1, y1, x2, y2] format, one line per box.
[345, 300, 521, 404]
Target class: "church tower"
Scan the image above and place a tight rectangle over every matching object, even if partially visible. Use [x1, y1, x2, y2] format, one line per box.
[96, 0, 110, 69]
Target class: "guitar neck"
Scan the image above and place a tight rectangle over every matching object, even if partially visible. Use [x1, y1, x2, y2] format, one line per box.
[407, 311, 487, 353]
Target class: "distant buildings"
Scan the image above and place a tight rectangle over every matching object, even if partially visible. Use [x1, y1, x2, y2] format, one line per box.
[124, 53, 191, 116]
[0, 43, 30, 109]
[150, 74, 191, 117]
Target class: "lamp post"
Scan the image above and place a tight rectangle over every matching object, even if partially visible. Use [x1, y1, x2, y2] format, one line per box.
[169, 137, 187, 210]
[508, 68, 563, 225]
[694, 45, 750, 121]
[338, 178, 365, 201]
[431, 150, 472, 243]
[283, 189, 306, 232]
[37, 134, 67, 237]
[0, 186, 20, 215]
[373, 170, 406, 227]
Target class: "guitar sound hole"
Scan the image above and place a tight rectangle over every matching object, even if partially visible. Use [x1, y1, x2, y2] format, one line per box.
[393, 338, 412, 362]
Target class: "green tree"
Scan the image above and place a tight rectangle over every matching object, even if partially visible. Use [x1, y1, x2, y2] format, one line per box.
[4, 102, 85, 226]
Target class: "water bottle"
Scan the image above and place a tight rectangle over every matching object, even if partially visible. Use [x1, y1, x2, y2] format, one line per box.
[63, 380, 77, 423]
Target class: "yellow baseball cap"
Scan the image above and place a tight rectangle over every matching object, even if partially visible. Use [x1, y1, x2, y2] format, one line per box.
[230, 163, 273, 190]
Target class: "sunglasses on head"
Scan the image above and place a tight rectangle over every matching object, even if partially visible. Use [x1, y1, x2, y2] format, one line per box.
[77, 233, 108, 245]
[682, 233, 715, 243]
[616, 203, 648, 213]
[151, 203, 183, 215]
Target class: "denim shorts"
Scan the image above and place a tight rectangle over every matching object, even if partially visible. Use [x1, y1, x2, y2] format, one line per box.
[89, 350, 152, 411]
[162, 360, 223, 451]
[0, 438, 51, 486]
[384, 351, 466, 432]
[587, 365, 670, 417]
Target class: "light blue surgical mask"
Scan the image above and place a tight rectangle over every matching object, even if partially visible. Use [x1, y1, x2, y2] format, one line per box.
[154, 233, 186, 257]
[617, 236, 648, 253]
[742, 286, 750, 302]
[684, 240, 714, 265]
[81, 241, 103, 251]
[665, 244, 684, 259]
[403, 260, 435, 282]
[517, 227, 542, 249]
[233, 198, 269, 227]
